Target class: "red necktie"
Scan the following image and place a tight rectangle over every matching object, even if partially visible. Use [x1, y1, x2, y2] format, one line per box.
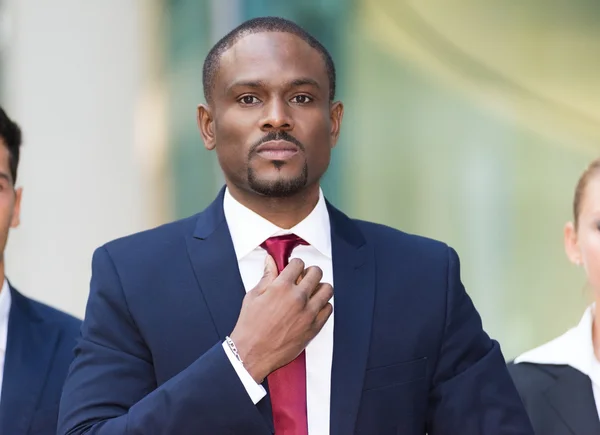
[261, 234, 309, 435]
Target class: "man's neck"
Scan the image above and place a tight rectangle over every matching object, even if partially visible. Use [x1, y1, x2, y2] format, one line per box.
[226, 183, 321, 230]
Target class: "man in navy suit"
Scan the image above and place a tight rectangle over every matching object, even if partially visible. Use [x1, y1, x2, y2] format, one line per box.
[0, 107, 80, 435]
[58, 17, 533, 434]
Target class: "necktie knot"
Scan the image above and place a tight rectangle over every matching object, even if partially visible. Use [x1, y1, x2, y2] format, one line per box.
[261, 234, 308, 272]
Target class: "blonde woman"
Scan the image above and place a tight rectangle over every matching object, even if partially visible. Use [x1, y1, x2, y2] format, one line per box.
[510, 158, 600, 434]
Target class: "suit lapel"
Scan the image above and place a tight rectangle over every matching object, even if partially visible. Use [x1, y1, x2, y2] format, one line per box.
[186, 191, 247, 342]
[0, 286, 59, 435]
[186, 188, 273, 432]
[544, 366, 600, 435]
[327, 204, 376, 435]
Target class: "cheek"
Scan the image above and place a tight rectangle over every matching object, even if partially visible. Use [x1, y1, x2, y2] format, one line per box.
[308, 146, 331, 168]
[583, 234, 600, 289]
[214, 120, 251, 170]
[214, 110, 254, 147]
[304, 120, 333, 158]
[216, 147, 247, 180]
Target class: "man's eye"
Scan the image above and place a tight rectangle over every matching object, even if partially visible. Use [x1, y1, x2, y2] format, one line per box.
[239, 96, 259, 105]
[291, 95, 312, 104]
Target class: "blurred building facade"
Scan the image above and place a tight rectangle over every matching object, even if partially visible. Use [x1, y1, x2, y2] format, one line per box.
[0, 0, 598, 359]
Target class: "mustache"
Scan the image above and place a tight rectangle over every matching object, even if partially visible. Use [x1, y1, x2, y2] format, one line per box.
[248, 131, 305, 155]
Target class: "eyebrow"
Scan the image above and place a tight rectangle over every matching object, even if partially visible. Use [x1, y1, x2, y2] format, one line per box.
[226, 80, 266, 94]
[226, 77, 321, 94]
[289, 78, 320, 89]
[0, 173, 11, 183]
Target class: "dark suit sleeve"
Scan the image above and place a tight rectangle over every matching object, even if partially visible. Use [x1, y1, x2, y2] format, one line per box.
[426, 247, 534, 434]
[57, 246, 269, 435]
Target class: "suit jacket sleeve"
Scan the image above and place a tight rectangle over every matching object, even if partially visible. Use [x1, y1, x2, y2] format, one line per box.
[57, 246, 269, 435]
[425, 247, 534, 434]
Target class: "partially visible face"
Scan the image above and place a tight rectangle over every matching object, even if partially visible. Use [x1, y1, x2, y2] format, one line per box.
[0, 142, 21, 261]
[565, 173, 600, 293]
[198, 31, 343, 198]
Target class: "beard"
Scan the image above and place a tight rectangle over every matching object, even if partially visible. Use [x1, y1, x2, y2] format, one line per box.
[247, 161, 309, 197]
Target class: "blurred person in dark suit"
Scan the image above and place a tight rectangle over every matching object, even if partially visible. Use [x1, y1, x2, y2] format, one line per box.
[58, 17, 532, 434]
[510, 157, 600, 434]
[0, 107, 81, 435]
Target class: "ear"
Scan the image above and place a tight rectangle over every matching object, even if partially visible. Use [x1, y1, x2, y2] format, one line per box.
[329, 101, 344, 148]
[197, 104, 216, 151]
[564, 221, 581, 265]
[10, 187, 22, 229]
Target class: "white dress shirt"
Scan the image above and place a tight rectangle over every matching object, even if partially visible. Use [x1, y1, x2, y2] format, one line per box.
[221, 187, 334, 435]
[0, 279, 11, 402]
[515, 304, 600, 418]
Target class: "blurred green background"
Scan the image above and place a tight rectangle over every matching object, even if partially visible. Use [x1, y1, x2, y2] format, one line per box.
[166, 0, 600, 358]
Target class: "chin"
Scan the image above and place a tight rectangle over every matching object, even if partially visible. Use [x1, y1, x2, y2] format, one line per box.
[248, 176, 307, 198]
[247, 162, 309, 198]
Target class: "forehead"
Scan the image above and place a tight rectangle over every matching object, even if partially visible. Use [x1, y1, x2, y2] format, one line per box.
[581, 174, 600, 212]
[0, 141, 10, 177]
[215, 32, 329, 93]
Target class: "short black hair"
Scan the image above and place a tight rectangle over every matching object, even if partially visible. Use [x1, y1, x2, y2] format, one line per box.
[0, 107, 21, 184]
[202, 16, 336, 103]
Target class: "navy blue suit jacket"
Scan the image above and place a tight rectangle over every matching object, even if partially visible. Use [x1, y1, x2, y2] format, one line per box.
[0, 285, 80, 435]
[58, 190, 533, 434]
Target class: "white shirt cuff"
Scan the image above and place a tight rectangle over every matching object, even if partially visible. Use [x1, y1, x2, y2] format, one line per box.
[222, 341, 267, 404]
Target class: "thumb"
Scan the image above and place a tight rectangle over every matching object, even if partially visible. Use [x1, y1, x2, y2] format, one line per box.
[263, 254, 278, 280]
[253, 255, 278, 295]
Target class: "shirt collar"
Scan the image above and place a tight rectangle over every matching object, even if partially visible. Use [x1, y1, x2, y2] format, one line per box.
[0, 279, 11, 353]
[515, 304, 598, 382]
[223, 187, 332, 260]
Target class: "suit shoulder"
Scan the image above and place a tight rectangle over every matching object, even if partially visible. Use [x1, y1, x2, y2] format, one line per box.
[25, 297, 81, 335]
[353, 219, 450, 257]
[507, 362, 557, 393]
[101, 214, 198, 258]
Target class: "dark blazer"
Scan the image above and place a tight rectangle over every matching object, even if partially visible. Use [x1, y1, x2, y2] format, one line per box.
[0, 285, 81, 435]
[509, 362, 600, 435]
[58, 188, 533, 434]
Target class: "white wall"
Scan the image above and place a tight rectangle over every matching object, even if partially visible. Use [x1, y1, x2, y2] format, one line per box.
[1, 1, 158, 318]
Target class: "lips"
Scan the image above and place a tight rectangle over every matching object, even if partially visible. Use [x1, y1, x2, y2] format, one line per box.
[255, 140, 299, 160]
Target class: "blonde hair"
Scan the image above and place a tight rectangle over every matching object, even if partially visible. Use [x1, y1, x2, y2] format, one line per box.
[574, 158, 600, 229]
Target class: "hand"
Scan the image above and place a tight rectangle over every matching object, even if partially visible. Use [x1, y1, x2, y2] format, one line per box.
[229, 255, 333, 383]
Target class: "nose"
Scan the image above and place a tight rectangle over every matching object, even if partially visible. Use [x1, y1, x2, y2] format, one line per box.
[260, 98, 294, 132]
